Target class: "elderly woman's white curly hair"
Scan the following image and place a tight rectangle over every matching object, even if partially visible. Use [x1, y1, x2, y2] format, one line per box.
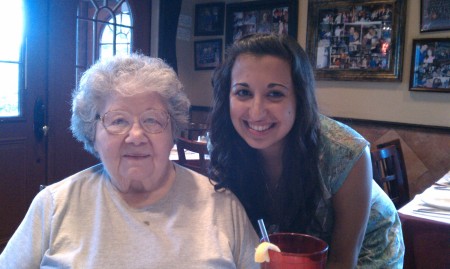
[71, 53, 190, 157]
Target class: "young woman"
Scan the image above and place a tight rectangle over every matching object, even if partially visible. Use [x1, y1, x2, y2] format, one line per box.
[208, 33, 404, 268]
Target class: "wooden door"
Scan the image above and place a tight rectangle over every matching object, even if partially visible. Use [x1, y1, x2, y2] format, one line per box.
[0, 0, 151, 251]
[0, 0, 49, 251]
[46, 0, 152, 184]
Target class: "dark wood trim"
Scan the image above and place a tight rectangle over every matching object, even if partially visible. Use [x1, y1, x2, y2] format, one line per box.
[190, 105, 212, 112]
[333, 117, 450, 132]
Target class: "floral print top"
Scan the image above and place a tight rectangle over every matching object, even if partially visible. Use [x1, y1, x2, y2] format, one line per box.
[308, 115, 404, 268]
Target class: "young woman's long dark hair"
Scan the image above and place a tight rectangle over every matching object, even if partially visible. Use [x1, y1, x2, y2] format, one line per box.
[209, 33, 322, 234]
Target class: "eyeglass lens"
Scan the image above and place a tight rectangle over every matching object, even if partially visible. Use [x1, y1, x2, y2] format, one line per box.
[102, 109, 169, 134]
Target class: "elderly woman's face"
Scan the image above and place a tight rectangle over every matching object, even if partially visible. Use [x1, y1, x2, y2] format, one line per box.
[94, 91, 174, 194]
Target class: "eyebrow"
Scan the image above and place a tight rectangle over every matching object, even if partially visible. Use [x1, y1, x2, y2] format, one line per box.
[231, 82, 289, 90]
[267, 83, 289, 90]
[231, 82, 249, 89]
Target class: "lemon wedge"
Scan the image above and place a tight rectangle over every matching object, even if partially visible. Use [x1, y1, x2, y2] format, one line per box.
[254, 242, 281, 263]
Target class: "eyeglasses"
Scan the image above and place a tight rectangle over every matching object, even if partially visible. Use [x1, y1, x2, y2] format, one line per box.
[97, 109, 170, 135]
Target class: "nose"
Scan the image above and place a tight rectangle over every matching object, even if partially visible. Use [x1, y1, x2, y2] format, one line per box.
[125, 121, 148, 144]
[248, 96, 266, 120]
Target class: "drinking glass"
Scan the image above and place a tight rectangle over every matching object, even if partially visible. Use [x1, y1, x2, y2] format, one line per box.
[261, 233, 328, 269]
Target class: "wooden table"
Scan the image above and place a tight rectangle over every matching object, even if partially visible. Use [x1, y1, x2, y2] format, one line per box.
[398, 171, 450, 269]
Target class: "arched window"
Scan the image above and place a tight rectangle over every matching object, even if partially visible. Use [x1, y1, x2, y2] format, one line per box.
[76, 0, 133, 83]
[99, 11, 131, 59]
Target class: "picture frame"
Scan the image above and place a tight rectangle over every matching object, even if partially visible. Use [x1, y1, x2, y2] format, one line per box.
[420, 0, 450, 32]
[194, 39, 223, 70]
[409, 38, 450, 93]
[225, 0, 298, 45]
[306, 0, 407, 82]
[194, 2, 225, 36]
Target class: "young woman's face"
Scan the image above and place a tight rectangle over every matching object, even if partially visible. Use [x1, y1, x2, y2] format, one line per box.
[229, 54, 296, 157]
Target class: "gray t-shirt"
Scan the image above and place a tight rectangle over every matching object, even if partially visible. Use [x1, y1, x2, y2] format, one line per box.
[0, 163, 259, 269]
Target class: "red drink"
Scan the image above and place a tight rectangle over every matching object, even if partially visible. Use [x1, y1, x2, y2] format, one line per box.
[261, 233, 328, 269]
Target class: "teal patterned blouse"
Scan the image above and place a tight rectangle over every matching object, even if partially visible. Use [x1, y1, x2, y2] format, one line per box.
[308, 115, 404, 268]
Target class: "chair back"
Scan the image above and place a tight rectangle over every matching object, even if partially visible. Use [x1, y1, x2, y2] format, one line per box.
[183, 106, 211, 140]
[370, 145, 410, 208]
[184, 122, 208, 141]
[175, 137, 209, 176]
[376, 139, 408, 187]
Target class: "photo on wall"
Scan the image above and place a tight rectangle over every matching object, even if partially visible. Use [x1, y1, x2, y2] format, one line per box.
[225, 0, 298, 45]
[410, 38, 450, 93]
[420, 0, 450, 32]
[194, 39, 223, 70]
[194, 2, 225, 36]
[306, 0, 406, 82]
[315, 4, 393, 71]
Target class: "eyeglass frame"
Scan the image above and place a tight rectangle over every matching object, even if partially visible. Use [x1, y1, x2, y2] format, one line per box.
[96, 109, 171, 135]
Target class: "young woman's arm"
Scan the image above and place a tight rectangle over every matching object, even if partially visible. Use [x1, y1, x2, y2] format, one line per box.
[327, 146, 372, 269]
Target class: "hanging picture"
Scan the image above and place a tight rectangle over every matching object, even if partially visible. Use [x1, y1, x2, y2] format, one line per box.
[409, 38, 450, 92]
[306, 0, 407, 81]
[225, 0, 298, 45]
[194, 2, 225, 36]
[194, 39, 223, 70]
[420, 0, 450, 32]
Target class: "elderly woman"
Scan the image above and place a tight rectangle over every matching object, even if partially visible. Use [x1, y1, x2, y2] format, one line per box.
[0, 54, 259, 268]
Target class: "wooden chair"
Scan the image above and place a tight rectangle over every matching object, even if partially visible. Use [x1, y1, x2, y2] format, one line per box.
[183, 106, 211, 140]
[184, 122, 208, 141]
[370, 144, 410, 208]
[376, 139, 409, 187]
[175, 137, 209, 176]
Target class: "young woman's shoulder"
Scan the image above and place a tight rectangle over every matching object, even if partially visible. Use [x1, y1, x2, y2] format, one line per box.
[318, 115, 369, 192]
[319, 115, 368, 151]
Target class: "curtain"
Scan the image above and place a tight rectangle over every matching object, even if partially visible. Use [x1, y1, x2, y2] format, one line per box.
[158, 0, 182, 72]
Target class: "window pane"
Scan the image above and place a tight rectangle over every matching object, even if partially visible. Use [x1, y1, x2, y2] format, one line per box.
[0, 0, 23, 117]
[0, 2, 23, 61]
[99, 9, 132, 59]
[0, 63, 20, 117]
[99, 15, 132, 60]
[77, 0, 133, 84]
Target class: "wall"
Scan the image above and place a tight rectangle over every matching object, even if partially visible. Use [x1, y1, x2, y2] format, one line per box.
[177, 0, 219, 107]
[341, 119, 450, 197]
[177, 0, 450, 128]
[150, 0, 160, 57]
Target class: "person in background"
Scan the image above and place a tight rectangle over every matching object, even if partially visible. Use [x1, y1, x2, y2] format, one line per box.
[0, 54, 259, 269]
[363, 26, 377, 47]
[423, 47, 435, 64]
[208, 33, 404, 268]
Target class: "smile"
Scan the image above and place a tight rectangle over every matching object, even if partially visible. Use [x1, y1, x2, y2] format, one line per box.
[247, 122, 274, 132]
